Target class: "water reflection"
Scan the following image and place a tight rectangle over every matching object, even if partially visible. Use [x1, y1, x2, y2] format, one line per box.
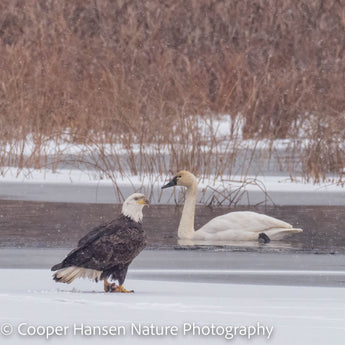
[177, 238, 303, 251]
[0, 200, 344, 253]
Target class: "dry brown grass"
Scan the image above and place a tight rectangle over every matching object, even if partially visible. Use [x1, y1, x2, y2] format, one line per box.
[0, 0, 344, 183]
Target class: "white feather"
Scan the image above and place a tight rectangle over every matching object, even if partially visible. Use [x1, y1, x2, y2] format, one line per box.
[54, 266, 102, 284]
[121, 193, 146, 223]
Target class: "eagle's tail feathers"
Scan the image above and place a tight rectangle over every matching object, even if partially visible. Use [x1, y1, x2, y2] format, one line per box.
[53, 266, 102, 284]
[51, 262, 64, 271]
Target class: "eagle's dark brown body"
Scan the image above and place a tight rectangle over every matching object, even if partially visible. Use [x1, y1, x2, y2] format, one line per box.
[51, 215, 147, 285]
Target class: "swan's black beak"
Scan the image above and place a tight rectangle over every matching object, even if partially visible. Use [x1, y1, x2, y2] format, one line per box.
[162, 176, 178, 189]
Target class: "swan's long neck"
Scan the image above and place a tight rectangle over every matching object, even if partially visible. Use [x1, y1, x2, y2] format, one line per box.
[178, 182, 197, 239]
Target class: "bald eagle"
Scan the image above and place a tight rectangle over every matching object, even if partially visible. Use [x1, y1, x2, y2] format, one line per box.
[51, 193, 149, 293]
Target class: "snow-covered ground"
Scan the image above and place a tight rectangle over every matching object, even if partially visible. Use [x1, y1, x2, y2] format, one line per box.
[0, 116, 291, 156]
[1, 114, 344, 206]
[1, 269, 345, 345]
[0, 167, 344, 205]
[2, 115, 333, 156]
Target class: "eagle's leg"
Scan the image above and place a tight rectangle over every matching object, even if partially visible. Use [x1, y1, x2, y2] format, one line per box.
[114, 285, 134, 293]
[104, 279, 118, 292]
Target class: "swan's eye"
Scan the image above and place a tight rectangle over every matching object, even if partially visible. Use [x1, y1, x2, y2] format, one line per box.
[177, 175, 182, 179]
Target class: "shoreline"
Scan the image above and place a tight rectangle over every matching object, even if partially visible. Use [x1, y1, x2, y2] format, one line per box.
[1, 178, 345, 206]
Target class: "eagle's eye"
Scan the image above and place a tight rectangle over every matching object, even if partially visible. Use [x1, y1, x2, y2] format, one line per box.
[134, 197, 139, 200]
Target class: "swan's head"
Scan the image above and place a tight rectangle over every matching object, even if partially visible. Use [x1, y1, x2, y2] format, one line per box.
[121, 193, 149, 223]
[162, 170, 197, 189]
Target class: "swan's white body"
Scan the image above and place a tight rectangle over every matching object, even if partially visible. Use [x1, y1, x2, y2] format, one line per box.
[195, 211, 301, 241]
[163, 171, 302, 241]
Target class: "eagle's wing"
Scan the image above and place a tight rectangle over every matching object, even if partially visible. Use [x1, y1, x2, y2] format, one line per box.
[77, 220, 113, 247]
[55, 222, 142, 272]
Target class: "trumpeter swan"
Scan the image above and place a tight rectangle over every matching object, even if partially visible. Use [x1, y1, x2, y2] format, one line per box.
[162, 171, 302, 241]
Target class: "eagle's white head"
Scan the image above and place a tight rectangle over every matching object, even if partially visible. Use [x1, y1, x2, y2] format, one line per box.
[121, 193, 149, 223]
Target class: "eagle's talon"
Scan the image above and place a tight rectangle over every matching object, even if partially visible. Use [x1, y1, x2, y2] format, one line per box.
[104, 279, 118, 292]
[109, 283, 118, 292]
[115, 285, 134, 293]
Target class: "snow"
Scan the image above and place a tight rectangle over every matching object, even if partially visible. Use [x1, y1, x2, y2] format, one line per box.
[4, 115, 338, 160]
[1, 269, 345, 345]
[2, 116, 345, 205]
[0, 167, 344, 205]
[0, 167, 342, 192]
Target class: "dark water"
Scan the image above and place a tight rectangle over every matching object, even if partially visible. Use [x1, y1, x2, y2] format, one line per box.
[0, 200, 344, 253]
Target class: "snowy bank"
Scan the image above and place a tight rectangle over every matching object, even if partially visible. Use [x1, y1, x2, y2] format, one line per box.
[0, 269, 345, 345]
[0, 167, 344, 205]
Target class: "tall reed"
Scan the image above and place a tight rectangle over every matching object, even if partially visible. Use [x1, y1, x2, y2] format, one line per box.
[0, 0, 344, 186]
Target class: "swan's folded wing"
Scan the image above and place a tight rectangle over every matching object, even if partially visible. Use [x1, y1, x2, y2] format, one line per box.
[198, 211, 297, 234]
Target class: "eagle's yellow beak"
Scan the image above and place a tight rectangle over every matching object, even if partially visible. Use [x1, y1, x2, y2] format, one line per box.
[137, 198, 149, 206]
